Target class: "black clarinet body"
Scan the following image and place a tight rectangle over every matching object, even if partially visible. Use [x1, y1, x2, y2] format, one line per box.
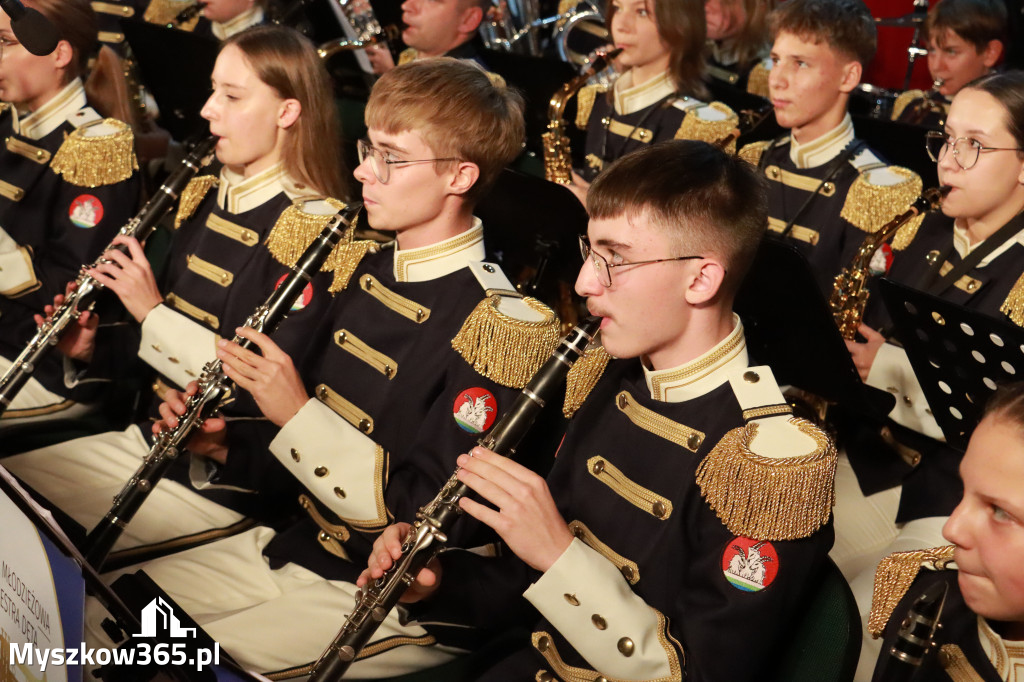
[879, 580, 948, 682]
[308, 316, 603, 681]
[83, 202, 362, 569]
[0, 136, 219, 416]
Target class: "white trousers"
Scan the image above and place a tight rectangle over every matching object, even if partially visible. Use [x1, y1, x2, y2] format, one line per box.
[830, 452, 949, 682]
[2, 424, 244, 551]
[86, 527, 461, 678]
[0, 353, 90, 430]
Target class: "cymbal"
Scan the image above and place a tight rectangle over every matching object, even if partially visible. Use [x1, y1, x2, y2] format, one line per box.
[874, 12, 926, 27]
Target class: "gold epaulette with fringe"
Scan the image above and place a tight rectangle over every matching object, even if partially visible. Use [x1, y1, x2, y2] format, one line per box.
[264, 197, 374, 294]
[575, 84, 608, 130]
[49, 118, 137, 187]
[746, 60, 770, 98]
[451, 295, 560, 389]
[695, 417, 836, 541]
[867, 545, 956, 638]
[891, 90, 926, 121]
[0, 102, 10, 115]
[674, 101, 739, 148]
[143, 0, 200, 30]
[174, 175, 218, 229]
[398, 48, 417, 66]
[840, 166, 925, 249]
[563, 345, 611, 417]
[738, 139, 772, 167]
[999, 271, 1024, 327]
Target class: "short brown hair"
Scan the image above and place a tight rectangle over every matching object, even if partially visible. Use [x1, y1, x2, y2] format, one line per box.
[25, 0, 96, 82]
[224, 26, 350, 201]
[925, 0, 1007, 53]
[365, 58, 525, 204]
[769, 0, 877, 67]
[588, 139, 767, 298]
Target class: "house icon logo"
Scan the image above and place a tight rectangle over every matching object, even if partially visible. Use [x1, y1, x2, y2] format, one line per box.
[133, 598, 197, 638]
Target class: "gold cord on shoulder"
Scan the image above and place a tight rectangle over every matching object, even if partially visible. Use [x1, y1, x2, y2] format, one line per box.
[143, 0, 200, 29]
[999, 271, 1024, 327]
[738, 139, 771, 167]
[174, 175, 218, 229]
[49, 118, 137, 187]
[867, 544, 956, 638]
[840, 166, 924, 249]
[891, 90, 926, 121]
[563, 345, 611, 417]
[746, 62, 770, 98]
[575, 84, 606, 130]
[695, 418, 836, 541]
[674, 102, 739, 147]
[451, 295, 560, 388]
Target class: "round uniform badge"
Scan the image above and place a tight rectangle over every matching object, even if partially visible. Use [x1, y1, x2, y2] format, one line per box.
[868, 243, 894, 276]
[69, 194, 104, 228]
[274, 274, 314, 312]
[452, 387, 497, 434]
[722, 537, 779, 592]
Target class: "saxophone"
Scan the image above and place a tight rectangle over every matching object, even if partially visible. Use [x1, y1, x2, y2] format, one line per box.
[829, 186, 950, 340]
[542, 48, 621, 185]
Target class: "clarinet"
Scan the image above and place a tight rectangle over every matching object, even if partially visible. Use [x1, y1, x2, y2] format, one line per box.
[307, 316, 603, 681]
[880, 580, 947, 681]
[83, 202, 362, 569]
[0, 136, 218, 417]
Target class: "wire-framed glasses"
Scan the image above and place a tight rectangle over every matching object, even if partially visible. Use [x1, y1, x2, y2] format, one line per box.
[356, 138, 461, 184]
[924, 130, 1024, 170]
[578, 235, 705, 288]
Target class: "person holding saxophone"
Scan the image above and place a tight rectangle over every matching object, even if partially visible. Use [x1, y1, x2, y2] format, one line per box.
[838, 70, 1024, 681]
[0, 0, 143, 429]
[3, 25, 350, 549]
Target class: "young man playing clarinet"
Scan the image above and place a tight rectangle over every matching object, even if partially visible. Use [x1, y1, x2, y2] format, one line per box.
[361, 139, 839, 681]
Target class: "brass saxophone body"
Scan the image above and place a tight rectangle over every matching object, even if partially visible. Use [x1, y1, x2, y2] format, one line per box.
[542, 48, 621, 185]
[829, 185, 950, 340]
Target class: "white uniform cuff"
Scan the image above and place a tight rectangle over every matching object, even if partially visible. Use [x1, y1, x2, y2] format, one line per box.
[0, 247, 37, 296]
[867, 342, 943, 439]
[138, 305, 218, 388]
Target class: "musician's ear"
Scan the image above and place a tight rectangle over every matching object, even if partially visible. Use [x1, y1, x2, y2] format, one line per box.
[981, 39, 1003, 69]
[684, 258, 726, 306]
[277, 98, 301, 130]
[838, 59, 862, 95]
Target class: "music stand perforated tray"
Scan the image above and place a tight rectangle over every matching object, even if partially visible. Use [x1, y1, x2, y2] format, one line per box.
[879, 278, 1024, 451]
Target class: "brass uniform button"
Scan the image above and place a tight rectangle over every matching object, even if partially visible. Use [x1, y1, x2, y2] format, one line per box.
[616, 393, 628, 408]
[416, 308, 425, 321]
[686, 433, 702, 450]
[314, 466, 329, 477]
[358, 418, 371, 433]
[595, 676, 608, 682]
[743, 370, 760, 383]
[337, 331, 347, 343]
[591, 459, 605, 474]
[535, 635, 550, 652]
[334, 487, 346, 499]
[384, 365, 394, 378]
[620, 565, 635, 582]
[591, 614, 607, 630]
[363, 276, 372, 288]
[168, 357, 180, 364]
[903, 395, 913, 406]
[572, 525, 584, 539]
[151, 343, 162, 352]
[652, 501, 667, 518]
[537, 673, 554, 682]
[617, 637, 635, 657]
[925, 250, 940, 265]
[564, 593, 579, 606]
[290, 448, 300, 462]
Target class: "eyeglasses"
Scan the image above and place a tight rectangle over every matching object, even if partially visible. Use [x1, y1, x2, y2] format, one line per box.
[356, 138, 461, 184]
[925, 130, 1024, 170]
[578, 235, 704, 288]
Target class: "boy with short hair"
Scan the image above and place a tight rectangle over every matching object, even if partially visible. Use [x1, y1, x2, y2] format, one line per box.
[366, 0, 489, 74]
[362, 139, 839, 681]
[740, 0, 924, 292]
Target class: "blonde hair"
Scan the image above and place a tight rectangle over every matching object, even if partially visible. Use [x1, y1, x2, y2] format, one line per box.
[365, 58, 525, 204]
[24, 0, 96, 82]
[223, 26, 349, 200]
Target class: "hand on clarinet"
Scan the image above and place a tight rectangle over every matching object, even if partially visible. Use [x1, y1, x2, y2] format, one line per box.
[154, 382, 229, 463]
[33, 282, 98, 362]
[216, 327, 309, 427]
[845, 323, 886, 382]
[85, 235, 163, 323]
[456, 446, 573, 573]
[356, 522, 443, 604]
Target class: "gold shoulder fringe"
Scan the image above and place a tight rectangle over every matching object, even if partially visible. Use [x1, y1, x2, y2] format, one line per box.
[746, 61, 770, 98]
[451, 296, 561, 389]
[143, 0, 200, 30]
[738, 139, 772, 167]
[891, 90, 926, 121]
[695, 417, 837, 541]
[563, 345, 611, 418]
[174, 175, 218, 229]
[999, 270, 1024, 327]
[575, 84, 607, 130]
[325, 240, 376, 294]
[937, 645, 980, 682]
[674, 101, 739, 149]
[49, 118, 138, 187]
[398, 48, 417, 66]
[867, 544, 956, 638]
[840, 166, 925, 249]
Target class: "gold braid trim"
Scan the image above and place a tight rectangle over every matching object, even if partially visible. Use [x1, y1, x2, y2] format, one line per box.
[143, 0, 200, 29]
[531, 622, 683, 682]
[840, 166, 925, 250]
[738, 139, 772, 167]
[575, 84, 607, 130]
[891, 90, 926, 121]
[451, 296, 560, 388]
[49, 119, 137, 187]
[695, 418, 836, 541]
[746, 61, 770, 98]
[174, 175, 218, 229]
[674, 101, 739, 147]
[563, 345, 611, 417]
[398, 47, 417, 65]
[999, 271, 1024, 327]
[939, 644, 986, 682]
[867, 544, 956, 638]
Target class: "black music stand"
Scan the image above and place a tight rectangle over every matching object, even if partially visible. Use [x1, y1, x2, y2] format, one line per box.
[879, 279, 1024, 452]
[122, 20, 220, 142]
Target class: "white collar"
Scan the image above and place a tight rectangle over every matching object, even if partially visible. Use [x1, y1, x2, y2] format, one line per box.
[14, 79, 88, 140]
[952, 219, 1024, 267]
[613, 69, 676, 116]
[977, 615, 1024, 681]
[211, 5, 263, 40]
[789, 113, 855, 169]
[642, 315, 748, 402]
[393, 219, 486, 282]
[217, 163, 302, 214]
